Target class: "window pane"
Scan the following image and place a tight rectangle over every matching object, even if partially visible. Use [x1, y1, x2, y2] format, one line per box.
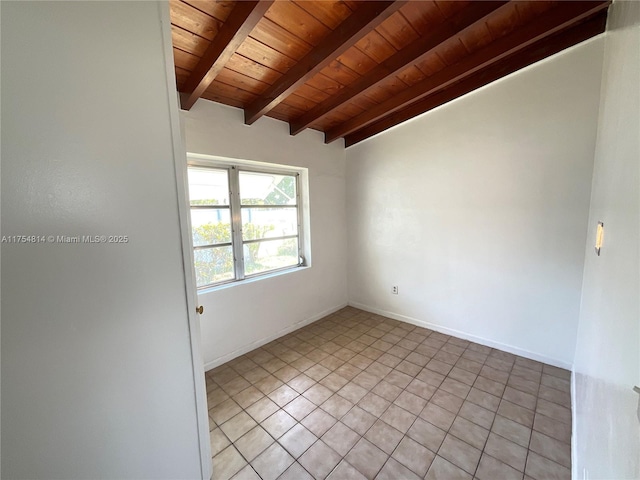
[194, 246, 234, 286]
[188, 167, 229, 206]
[191, 208, 231, 246]
[241, 207, 298, 241]
[243, 238, 299, 276]
[239, 171, 296, 206]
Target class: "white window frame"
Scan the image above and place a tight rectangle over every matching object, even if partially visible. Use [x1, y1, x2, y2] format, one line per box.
[187, 155, 308, 290]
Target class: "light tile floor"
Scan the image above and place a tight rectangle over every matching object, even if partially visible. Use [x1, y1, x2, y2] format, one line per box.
[207, 307, 572, 480]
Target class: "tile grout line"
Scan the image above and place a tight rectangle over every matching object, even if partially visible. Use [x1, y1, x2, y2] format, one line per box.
[207, 308, 572, 480]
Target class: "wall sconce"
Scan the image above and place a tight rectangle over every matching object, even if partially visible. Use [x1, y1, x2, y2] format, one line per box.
[595, 221, 604, 256]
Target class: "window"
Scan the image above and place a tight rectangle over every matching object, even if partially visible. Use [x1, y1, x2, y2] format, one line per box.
[187, 161, 305, 288]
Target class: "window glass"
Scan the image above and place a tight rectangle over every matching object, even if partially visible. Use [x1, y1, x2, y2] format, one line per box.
[188, 163, 304, 288]
[243, 238, 299, 276]
[239, 171, 297, 206]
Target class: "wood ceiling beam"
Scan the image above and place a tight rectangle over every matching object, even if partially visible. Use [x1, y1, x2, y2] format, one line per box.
[344, 12, 608, 147]
[180, 0, 273, 111]
[289, 1, 508, 136]
[243, 1, 405, 126]
[325, 0, 610, 144]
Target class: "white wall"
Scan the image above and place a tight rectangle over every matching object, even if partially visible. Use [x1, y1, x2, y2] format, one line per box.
[345, 39, 604, 368]
[573, 1, 640, 478]
[181, 101, 348, 369]
[1, 2, 203, 478]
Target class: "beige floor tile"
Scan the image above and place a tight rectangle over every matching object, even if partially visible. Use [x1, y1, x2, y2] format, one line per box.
[476, 453, 523, 480]
[391, 436, 435, 477]
[538, 384, 571, 408]
[342, 406, 376, 435]
[536, 399, 572, 425]
[255, 375, 284, 395]
[498, 399, 535, 427]
[467, 387, 501, 412]
[491, 415, 532, 448]
[207, 309, 573, 480]
[213, 445, 247, 480]
[321, 422, 361, 456]
[261, 409, 297, 439]
[479, 365, 510, 384]
[303, 384, 334, 406]
[380, 404, 417, 433]
[424, 456, 472, 480]
[210, 427, 230, 457]
[224, 377, 252, 396]
[364, 420, 404, 454]
[230, 464, 261, 480]
[525, 452, 571, 480]
[306, 364, 332, 382]
[283, 395, 316, 421]
[416, 368, 446, 387]
[384, 370, 413, 389]
[438, 434, 482, 475]
[541, 373, 571, 392]
[243, 367, 271, 385]
[483, 432, 527, 472]
[327, 460, 368, 480]
[353, 371, 381, 390]
[371, 380, 402, 402]
[503, 386, 537, 410]
[299, 440, 342, 480]
[221, 412, 258, 442]
[474, 376, 507, 397]
[263, 358, 288, 374]
[394, 390, 427, 415]
[338, 382, 369, 403]
[247, 397, 280, 423]
[321, 394, 353, 419]
[251, 443, 295, 480]
[405, 378, 437, 400]
[440, 377, 472, 399]
[345, 438, 389, 480]
[212, 398, 242, 424]
[455, 358, 483, 375]
[277, 462, 314, 480]
[231, 385, 263, 410]
[319, 372, 350, 392]
[425, 359, 453, 376]
[449, 416, 489, 450]
[288, 374, 316, 394]
[396, 360, 422, 377]
[430, 389, 464, 414]
[406, 417, 446, 453]
[358, 392, 391, 417]
[375, 457, 421, 480]
[279, 423, 317, 458]
[507, 375, 539, 396]
[419, 402, 456, 431]
[269, 385, 299, 408]
[533, 413, 572, 444]
[458, 401, 495, 430]
[301, 408, 337, 437]
[529, 431, 571, 468]
[235, 425, 274, 462]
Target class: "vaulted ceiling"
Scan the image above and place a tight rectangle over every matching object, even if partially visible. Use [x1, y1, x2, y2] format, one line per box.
[170, 0, 610, 147]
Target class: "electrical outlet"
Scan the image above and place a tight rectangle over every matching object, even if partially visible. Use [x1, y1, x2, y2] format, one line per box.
[392, 286, 398, 294]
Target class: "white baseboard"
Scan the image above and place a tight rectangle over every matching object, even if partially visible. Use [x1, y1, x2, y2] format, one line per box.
[204, 302, 348, 372]
[349, 301, 572, 370]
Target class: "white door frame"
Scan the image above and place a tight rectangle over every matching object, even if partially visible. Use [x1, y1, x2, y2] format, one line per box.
[158, 2, 212, 478]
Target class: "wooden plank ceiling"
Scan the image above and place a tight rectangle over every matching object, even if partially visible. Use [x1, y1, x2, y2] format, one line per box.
[171, 0, 610, 147]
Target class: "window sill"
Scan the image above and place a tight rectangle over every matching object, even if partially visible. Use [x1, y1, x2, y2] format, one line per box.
[196, 264, 310, 295]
